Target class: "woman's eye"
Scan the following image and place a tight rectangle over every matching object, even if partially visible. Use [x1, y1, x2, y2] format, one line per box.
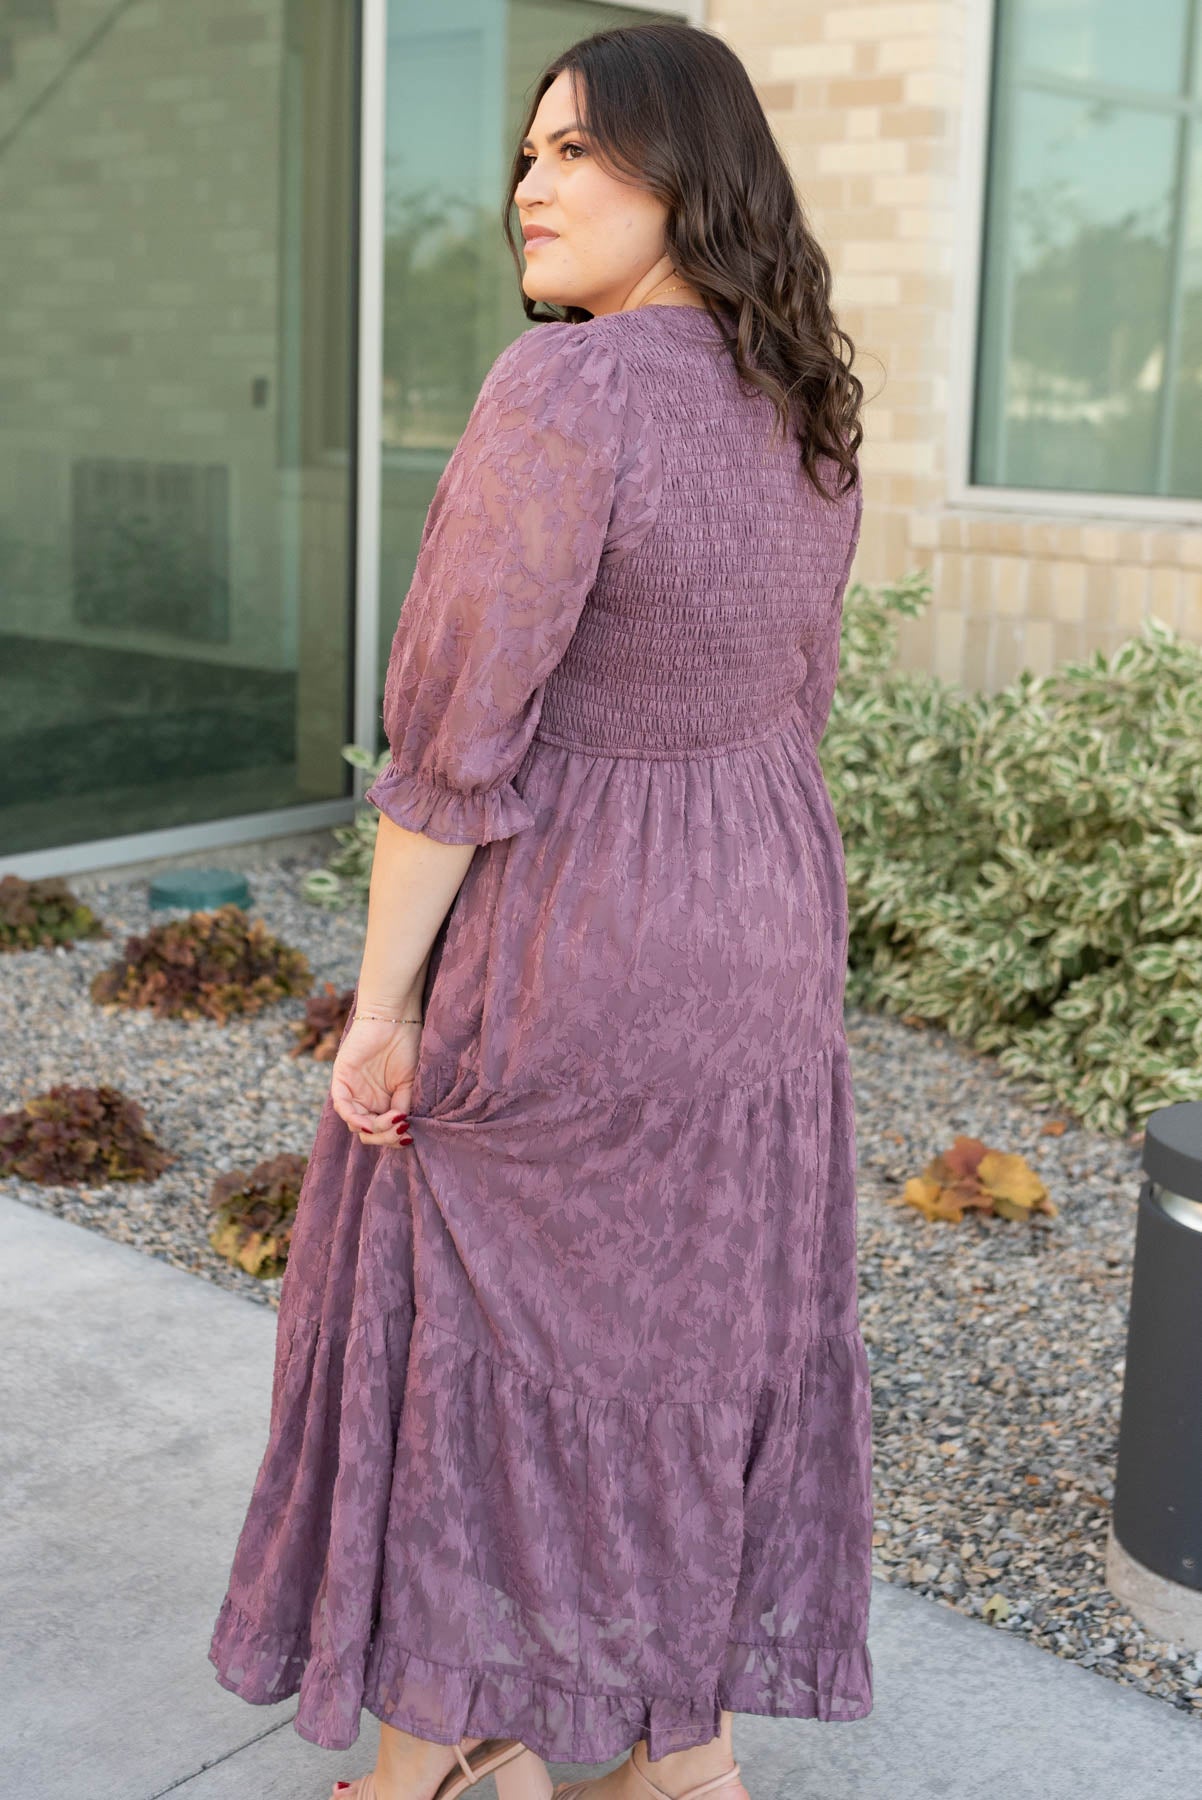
[519, 142, 585, 170]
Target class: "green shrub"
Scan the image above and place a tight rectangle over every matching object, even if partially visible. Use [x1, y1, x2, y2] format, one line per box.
[0, 874, 110, 954]
[301, 745, 391, 911]
[208, 1152, 307, 1278]
[0, 1083, 174, 1184]
[826, 572, 1202, 1136]
[90, 903, 312, 1023]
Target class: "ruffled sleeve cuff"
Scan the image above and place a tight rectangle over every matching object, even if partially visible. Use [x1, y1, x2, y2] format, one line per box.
[362, 759, 536, 846]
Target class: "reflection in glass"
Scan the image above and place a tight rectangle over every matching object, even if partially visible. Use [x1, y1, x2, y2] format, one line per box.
[974, 0, 1202, 500]
[1170, 134, 1202, 495]
[1015, 0, 1191, 97]
[377, 0, 680, 733]
[0, 0, 359, 855]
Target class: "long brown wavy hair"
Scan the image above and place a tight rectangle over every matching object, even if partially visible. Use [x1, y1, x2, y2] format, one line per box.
[501, 20, 864, 503]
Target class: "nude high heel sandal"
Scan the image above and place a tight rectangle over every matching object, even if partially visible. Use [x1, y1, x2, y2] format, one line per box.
[494, 1745, 555, 1800]
[552, 1753, 748, 1800]
[332, 1737, 554, 1800]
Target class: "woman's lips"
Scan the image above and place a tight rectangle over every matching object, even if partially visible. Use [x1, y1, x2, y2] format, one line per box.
[523, 230, 558, 245]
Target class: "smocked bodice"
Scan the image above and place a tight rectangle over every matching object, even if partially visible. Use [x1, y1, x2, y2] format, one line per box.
[364, 303, 863, 848]
[534, 305, 860, 758]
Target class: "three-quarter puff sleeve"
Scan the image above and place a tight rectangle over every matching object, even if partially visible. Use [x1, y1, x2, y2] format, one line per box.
[363, 324, 647, 845]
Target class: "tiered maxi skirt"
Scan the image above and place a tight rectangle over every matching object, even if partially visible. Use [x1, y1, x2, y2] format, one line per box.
[208, 702, 874, 1762]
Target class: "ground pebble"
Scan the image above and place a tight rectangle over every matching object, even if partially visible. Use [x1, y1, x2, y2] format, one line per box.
[2, 850, 1198, 1719]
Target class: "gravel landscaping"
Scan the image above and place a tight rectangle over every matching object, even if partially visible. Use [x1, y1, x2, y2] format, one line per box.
[4, 846, 1201, 1723]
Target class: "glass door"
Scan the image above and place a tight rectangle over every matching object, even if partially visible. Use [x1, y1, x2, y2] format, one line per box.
[0, 0, 359, 855]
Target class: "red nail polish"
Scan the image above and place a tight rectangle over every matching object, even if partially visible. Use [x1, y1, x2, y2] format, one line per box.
[399, 1134, 413, 1145]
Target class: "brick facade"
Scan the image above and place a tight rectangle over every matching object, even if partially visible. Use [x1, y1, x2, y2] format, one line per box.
[710, 0, 1202, 689]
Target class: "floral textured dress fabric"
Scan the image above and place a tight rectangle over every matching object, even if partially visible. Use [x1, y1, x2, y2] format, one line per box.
[208, 303, 872, 1763]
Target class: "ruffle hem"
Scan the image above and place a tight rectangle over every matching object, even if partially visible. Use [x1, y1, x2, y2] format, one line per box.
[208, 1300, 873, 1762]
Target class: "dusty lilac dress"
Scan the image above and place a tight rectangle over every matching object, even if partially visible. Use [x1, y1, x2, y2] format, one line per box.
[208, 303, 872, 1762]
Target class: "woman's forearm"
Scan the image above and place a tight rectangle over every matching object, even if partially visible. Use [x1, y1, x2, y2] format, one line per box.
[355, 815, 477, 1014]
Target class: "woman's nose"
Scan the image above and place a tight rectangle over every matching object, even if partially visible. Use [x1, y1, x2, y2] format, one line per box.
[516, 169, 549, 203]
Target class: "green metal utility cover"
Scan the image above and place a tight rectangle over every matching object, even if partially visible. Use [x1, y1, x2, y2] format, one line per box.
[148, 869, 251, 912]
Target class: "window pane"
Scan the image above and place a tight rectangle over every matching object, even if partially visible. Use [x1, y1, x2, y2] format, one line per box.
[0, 0, 358, 855]
[1169, 133, 1202, 495]
[1015, 0, 1193, 97]
[974, 74, 1184, 495]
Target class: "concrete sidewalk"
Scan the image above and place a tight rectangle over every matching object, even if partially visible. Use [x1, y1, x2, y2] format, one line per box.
[1, 1194, 1197, 1800]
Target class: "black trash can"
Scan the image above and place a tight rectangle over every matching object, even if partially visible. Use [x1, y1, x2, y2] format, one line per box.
[1111, 1100, 1202, 1608]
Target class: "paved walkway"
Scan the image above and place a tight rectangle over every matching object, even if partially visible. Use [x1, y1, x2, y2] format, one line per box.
[1, 1195, 1197, 1798]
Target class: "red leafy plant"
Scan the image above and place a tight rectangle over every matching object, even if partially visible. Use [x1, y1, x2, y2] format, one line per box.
[897, 1133, 1058, 1224]
[0, 873, 110, 954]
[90, 903, 312, 1023]
[289, 982, 355, 1061]
[208, 1152, 308, 1279]
[0, 1083, 174, 1185]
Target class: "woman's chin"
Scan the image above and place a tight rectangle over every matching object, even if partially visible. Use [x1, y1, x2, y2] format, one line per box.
[521, 268, 578, 307]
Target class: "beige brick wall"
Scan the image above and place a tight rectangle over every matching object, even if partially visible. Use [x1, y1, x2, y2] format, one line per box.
[709, 0, 1202, 689]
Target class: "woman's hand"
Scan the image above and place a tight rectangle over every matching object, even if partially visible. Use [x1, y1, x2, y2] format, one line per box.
[329, 1017, 423, 1146]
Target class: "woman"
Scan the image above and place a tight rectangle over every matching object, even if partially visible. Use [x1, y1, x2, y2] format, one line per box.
[208, 20, 871, 1800]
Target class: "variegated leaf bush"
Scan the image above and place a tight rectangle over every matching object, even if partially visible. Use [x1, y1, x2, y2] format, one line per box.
[825, 572, 1202, 1137]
